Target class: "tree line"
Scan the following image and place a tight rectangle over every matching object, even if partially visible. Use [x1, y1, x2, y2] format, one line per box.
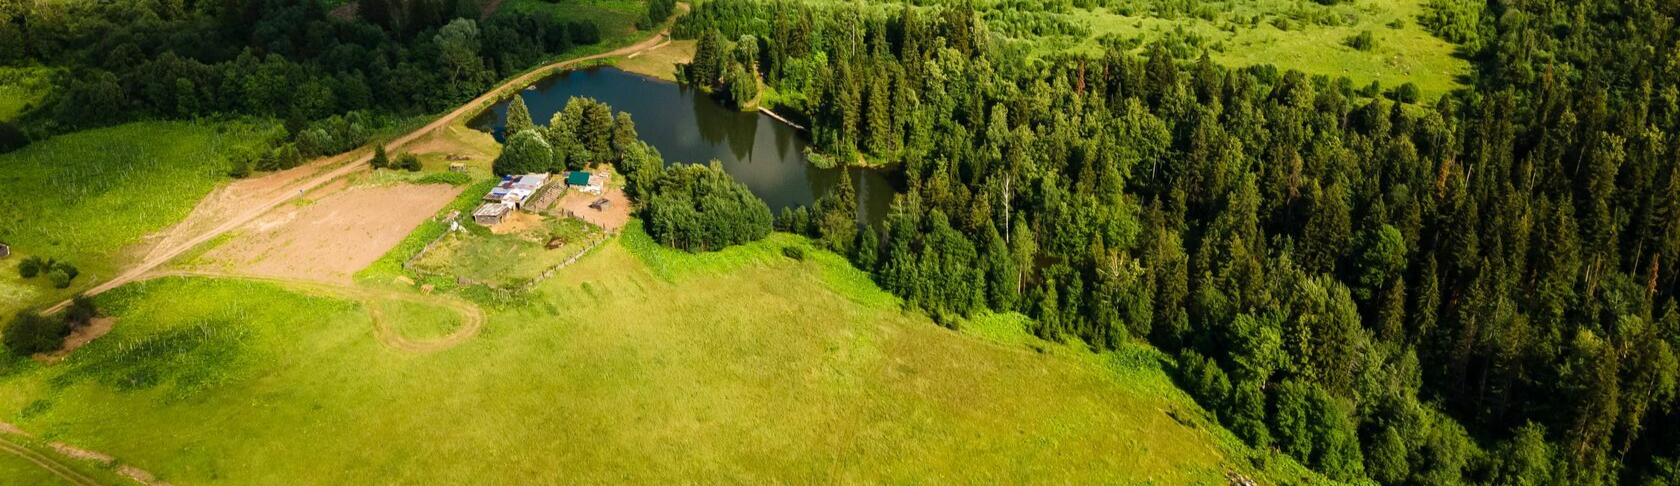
[679, 0, 1680, 483]
[0, 0, 608, 155]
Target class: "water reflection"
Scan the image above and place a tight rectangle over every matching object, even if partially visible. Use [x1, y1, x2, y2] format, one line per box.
[470, 67, 897, 224]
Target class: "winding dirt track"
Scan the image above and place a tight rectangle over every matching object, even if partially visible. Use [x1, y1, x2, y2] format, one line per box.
[0, 437, 100, 486]
[145, 271, 485, 353]
[43, 9, 685, 315]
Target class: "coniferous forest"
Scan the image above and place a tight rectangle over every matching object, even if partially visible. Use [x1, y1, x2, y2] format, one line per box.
[681, 0, 1680, 483]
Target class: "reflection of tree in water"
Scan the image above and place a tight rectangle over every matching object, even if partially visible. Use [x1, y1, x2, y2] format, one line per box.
[686, 88, 758, 160]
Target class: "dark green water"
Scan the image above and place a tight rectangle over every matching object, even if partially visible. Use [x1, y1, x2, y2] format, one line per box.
[471, 66, 897, 224]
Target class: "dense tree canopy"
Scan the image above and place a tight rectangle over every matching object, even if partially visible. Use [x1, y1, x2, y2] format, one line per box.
[680, 0, 1680, 482]
[1, 0, 603, 154]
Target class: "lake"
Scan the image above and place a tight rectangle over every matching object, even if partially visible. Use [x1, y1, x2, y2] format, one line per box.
[470, 66, 897, 225]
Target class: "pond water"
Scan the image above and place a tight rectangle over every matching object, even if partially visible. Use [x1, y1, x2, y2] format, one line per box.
[470, 66, 897, 224]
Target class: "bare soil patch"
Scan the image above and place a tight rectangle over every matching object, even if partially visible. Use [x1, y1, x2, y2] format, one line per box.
[200, 184, 462, 283]
[39, 317, 115, 361]
[0, 422, 30, 437]
[556, 187, 631, 232]
[48, 443, 112, 464]
[142, 155, 352, 263]
[489, 210, 544, 235]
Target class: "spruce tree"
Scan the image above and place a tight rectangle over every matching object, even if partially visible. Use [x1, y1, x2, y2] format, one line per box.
[505, 95, 534, 138]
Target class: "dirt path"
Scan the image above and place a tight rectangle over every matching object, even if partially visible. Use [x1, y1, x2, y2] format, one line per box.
[0, 436, 102, 486]
[43, 7, 686, 315]
[144, 271, 485, 353]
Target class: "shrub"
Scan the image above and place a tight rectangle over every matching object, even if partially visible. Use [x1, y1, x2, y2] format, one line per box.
[1345, 31, 1377, 51]
[782, 245, 806, 260]
[50, 261, 78, 281]
[371, 144, 390, 169]
[1389, 82, 1422, 103]
[17, 255, 43, 278]
[48, 268, 72, 289]
[399, 153, 422, 172]
[3, 311, 69, 356]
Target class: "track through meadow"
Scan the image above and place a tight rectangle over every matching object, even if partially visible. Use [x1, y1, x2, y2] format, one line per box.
[145, 271, 485, 353]
[43, 6, 685, 315]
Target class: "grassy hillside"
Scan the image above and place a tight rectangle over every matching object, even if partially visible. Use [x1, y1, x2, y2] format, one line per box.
[0, 226, 1323, 484]
[940, 0, 1469, 96]
[0, 121, 279, 315]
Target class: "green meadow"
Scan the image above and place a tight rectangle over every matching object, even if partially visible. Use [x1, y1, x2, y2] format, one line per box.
[0, 121, 279, 315]
[979, 0, 1470, 96]
[0, 224, 1324, 484]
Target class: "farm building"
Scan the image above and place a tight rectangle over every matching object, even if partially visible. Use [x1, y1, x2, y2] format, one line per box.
[0, 243, 9, 259]
[566, 171, 609, 194]
[482, 173, 549, 209]
[473, 203, 511, 226]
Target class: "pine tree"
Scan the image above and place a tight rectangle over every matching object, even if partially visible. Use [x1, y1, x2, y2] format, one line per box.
[506, 95, 534, 138]
[370, 144, 389, 169]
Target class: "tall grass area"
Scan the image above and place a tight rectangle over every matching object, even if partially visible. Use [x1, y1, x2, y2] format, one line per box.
[0, 121, 279, 314]
[0, 228, 1327, 483]
[496, 0, 645, 37]
[0, 67, 55, 122]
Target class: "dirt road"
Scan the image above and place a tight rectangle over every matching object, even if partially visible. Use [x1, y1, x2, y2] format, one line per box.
[0, 436, 101, 486]
[44, 9, 684, 314]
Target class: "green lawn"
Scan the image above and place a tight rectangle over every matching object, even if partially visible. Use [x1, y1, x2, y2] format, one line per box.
[0, 121, 279, 315]
[0, 224, 1326, 484]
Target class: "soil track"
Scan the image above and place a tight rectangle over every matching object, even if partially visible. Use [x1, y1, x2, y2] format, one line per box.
[146, 271, 485, 353]
[0, 436, 101, 486]
[43, 6, 686, 315]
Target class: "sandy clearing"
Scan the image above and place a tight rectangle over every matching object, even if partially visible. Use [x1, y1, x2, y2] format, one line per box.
[200, 184, 462, 283]
[556, 187, 631, 233]
[142, 155, 353, 263]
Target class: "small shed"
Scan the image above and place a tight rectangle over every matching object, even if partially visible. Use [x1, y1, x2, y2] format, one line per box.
[448, 163, 468, 173]
[589, 198, 613, 211]
[473, 203, 511, 226]
[566, 171, 593, 187]
[0, 243, 9, 259]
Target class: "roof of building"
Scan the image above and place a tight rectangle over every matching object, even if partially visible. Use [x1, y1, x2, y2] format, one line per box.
[566, 171, 592, 186]
[473, 203, 510, 217]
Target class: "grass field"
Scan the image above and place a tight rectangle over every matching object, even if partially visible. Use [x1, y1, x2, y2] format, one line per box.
[0, 222, 1327, 484]
[0, 121, 279, 315]
[412, 215, 601, 289]
[495, 0, 646, 39]
[923, 0, 1471, 96]
[615, 40, 696, 82]
[0, 67, 54, 122]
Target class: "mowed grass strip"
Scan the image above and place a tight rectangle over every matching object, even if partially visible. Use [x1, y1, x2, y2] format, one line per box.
[0, 228, 1263, 484]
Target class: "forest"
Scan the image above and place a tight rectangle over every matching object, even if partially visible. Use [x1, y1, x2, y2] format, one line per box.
[0, 0, 605, 161]
[677, 0, 1680, 484]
